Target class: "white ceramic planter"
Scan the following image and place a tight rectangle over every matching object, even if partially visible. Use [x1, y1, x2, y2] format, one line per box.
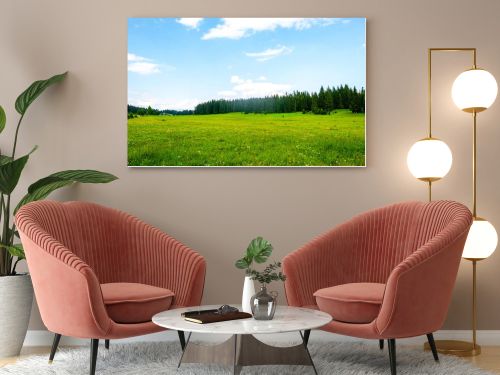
[0, 274, 33, 358]
[241, 276, 255, 313]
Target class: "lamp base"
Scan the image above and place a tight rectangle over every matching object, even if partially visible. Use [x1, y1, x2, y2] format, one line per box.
[424, 340, 481, 357]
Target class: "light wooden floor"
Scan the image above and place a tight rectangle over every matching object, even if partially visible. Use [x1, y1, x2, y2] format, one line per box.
[2, 345, 500, 372]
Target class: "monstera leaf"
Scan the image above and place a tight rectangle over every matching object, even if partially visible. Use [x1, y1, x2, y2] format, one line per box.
[235, 236, 274, 270]
[15, 72, 67, 115]
[235, 258, 251, 269]
[14, 169, 117, 214]
[246, 236, 273, 263]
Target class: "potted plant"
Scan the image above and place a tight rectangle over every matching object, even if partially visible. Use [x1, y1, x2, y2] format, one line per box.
[235, 237, 273, 313]
[235, 237, 286, 318]
[0, 72, 117, 358]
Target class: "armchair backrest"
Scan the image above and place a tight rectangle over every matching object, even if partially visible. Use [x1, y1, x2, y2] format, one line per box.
[341, 201, 422, 284]
[345, 200, 469, 284]
[16, 200, 133, 284]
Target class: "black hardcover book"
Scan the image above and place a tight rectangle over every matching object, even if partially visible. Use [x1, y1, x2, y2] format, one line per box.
[183, 311, 252, 324]
[181, 309, 218, 318]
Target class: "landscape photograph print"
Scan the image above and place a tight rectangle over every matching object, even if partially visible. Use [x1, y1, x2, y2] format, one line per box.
[128, 18, 366, 167]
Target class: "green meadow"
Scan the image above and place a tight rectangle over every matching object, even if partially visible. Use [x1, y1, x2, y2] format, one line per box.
[127, 110, 365, 167]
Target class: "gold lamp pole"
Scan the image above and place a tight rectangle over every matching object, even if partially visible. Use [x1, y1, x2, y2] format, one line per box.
[407, 49, 453, 200]
[419, 48, 498, 357]
[462, 106, 481, 356]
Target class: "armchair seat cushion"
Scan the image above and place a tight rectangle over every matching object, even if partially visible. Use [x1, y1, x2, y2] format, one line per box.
[101, 283, 174, 324]
[314, 283, 385, 324]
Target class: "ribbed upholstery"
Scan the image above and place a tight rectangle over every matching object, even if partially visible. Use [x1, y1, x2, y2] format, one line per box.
[283, 200, 472, 339]
[15, 200, 206, 339]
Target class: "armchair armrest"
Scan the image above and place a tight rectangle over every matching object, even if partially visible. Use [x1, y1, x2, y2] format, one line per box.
[17, 230, 111, 339]
[376, 227, 470, 338]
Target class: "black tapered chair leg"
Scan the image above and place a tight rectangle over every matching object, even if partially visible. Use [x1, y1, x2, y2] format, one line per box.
[388, 339, 396, 375]
[90, 339, 99, 375]
[426, 333, 439, 362]
[379, 339, 384, 350]
[303, 329, 311, 347]
[177, 330, 186, 350]
[48, 333, 62, 363]
[105, 339, 110, 350]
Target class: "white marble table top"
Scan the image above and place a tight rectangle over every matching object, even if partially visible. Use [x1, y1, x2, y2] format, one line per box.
[152, 305, 332, 335]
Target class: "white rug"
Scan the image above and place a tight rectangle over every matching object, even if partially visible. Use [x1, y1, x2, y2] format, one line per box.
[0, 341, 494, 374]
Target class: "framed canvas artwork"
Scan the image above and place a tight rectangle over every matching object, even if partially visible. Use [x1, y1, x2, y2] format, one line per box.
[128, 18, 366, 167]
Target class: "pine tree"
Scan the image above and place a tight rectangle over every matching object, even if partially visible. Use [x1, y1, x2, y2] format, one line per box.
[317, 86, 326, 111]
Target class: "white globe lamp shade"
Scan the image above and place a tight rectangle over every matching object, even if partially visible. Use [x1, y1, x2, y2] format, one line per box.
[462, 218, 498, 260]
[452, 69, 498, 113]
[407, 138, 453, 181]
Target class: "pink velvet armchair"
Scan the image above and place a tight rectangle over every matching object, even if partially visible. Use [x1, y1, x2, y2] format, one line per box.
[283, 200, 472, 375]
[16, 200, 206, 375]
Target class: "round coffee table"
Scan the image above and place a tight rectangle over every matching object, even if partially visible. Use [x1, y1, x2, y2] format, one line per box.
[153, 305, 332, 374]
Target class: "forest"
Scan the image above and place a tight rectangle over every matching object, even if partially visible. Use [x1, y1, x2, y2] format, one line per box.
[194, 85, 365, 115]
[127, 106, 193, 117]
[128, 85, 365, 118]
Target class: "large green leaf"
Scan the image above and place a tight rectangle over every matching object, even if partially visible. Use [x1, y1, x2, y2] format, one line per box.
[0, 244, 25, 260]
[0, 147, 37, 194]
[15, 72, 67, 115]
[235, 258, 250, 269]
[14, 169, 117, 213]
[16, 180, 73, 212]
[0, 105, 5, 134]
[246, 237, 273, 264]
[28, 169, 117, 193]
[4, 244, 26, 259]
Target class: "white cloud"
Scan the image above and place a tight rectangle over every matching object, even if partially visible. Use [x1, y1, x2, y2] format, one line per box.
[176, 18, 204, 29]
[258, 76, 267, 81]
[129, 93, 200, 111]
[230, 75, 244, 84]
[245, 45, 293, 62]
[128, 53, 162, 75]
[202, 18, 338, 40]
[218, 90, 237, 98]
[128, 53, 148, 62]
[128, 53, 174, 75]
[221, 75, 292, 99]
[128, 62, 161, 75]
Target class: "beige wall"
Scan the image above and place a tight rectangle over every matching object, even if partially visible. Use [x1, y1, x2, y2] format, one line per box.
[1, 0, 500, 331]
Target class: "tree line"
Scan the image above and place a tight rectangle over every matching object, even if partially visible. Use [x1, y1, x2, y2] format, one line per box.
[127, 84, 365, 118]
[128, 105, 193, 118]
[194, 85, 365, 115]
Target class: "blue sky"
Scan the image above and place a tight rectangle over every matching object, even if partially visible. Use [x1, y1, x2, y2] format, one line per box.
[128, 18, 366, 111]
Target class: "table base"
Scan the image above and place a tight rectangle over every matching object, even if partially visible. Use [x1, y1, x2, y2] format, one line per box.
[178, 331, 317, 374]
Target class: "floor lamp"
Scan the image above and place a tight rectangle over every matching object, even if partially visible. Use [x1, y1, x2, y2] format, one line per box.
[407, 48, 498, 356]
[407, 49, 454, 198]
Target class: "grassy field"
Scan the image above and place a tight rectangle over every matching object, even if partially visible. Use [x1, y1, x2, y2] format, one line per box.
[127, 110, 365, 166]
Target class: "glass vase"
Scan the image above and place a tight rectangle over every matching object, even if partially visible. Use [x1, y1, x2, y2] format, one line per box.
[250, 285, 278, 320]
